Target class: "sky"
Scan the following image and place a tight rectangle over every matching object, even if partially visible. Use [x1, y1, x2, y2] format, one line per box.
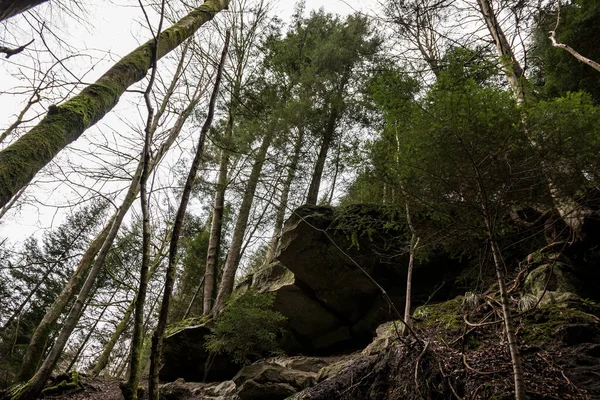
[0, 0, 368, 242]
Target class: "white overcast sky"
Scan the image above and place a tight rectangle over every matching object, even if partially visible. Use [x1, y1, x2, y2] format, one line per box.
[0, 0, 368, 242]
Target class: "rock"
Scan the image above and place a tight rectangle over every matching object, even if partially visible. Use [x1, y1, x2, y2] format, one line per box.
[257, 204, 464, 353]
[161, 205, 465, 381]
[233, 363, 316, 400]
[160, 323, 240, 383]
[160, 379, 239, 400]
[525, 261, 584, 296]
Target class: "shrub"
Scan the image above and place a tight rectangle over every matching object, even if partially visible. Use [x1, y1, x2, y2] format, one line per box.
[205, 290, 286, 364]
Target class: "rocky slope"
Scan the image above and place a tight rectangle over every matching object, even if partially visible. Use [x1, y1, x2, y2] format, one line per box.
[151, 205, 600, 399]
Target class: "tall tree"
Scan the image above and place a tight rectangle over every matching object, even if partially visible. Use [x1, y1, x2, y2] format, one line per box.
[0, 0, 231, 209]
[147, 30, 229, 400]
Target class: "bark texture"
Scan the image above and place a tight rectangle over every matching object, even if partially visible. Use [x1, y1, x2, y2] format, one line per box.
[213, 132, 273, 313]
[202, 116, 232, 315]
[0, 0, 231, 208]
[0, 0, 47, 22]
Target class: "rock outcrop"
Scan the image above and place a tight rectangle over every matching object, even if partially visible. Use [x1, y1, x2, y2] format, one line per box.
[161, 205, 465, 382]
[249, 205, 464, 353]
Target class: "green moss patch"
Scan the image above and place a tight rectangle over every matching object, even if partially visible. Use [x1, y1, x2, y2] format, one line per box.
[413, 296, 464, 332]
[521, 299, 600, 345]
[165, 316, 211, 337]
[41, 371, 83, 397]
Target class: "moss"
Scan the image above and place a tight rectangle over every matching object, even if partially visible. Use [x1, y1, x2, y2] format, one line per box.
[413, 296, 464, 331]
[521, 299, 600, 345]
[0, 0, 231, 207]
[165, 316, 211, 337]
[40, 371, 82, 397]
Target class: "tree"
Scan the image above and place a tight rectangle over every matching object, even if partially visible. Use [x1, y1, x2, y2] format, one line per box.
[530, 0, 600, 101]
[146, 30, 229, 400]
[369, 56, 537, 399]
[0, 0, 48, 22]
[0, 0, 231, 209]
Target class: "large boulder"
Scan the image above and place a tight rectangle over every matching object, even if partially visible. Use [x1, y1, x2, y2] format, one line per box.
[252, 204, 464, 353]
[161, 204, 465, 382]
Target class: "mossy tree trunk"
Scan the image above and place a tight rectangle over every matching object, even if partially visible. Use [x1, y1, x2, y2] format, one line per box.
[16, 46, 200, 384]
[0, 0, 47, 22]
[147, 32, 229, 400]
[0, 0, 231, 209]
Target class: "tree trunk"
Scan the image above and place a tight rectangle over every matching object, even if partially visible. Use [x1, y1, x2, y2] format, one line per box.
[183, 276, 205, 319]
[16, 63, 201, 383]
[65, 287, 119, 373]
[123, 26, 161, 397]
[17, 219, 113, 382]
[306, 110, 338, 205]
[0, 0, 47, 22]
[549, 30, 600, 72]
[476, 0, 529, 102]
[202, 116, 232, 316]
[476, 0, 590, 240]
[488, 231, 527, 400]
[213, 131, 273, 313]
[147, 32, 229, 400]
[90, 296, 134, 376]
[0, 0, 231, 208]
[264, 129, 303, 264]
[401, 202, 419, 336]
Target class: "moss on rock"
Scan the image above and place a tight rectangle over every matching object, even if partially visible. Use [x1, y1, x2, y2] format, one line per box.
[521, 298, 600, 345]
[413, 296, 464, 331]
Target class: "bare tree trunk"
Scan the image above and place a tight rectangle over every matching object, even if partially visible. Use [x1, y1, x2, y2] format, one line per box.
[183, 276, 205, 319]
[0, 0, 47, 22]
[202, 116, 232, 316]
[327, 139, 343, 204]
[549, 31, 600, 73]
[123, 9, 164, 395]
[90, 296, 134, 376]
[213, 131, 274, 313]
[401, 202, 419, 336]
[65, 287, 119, 373]
[306, 110, 338, 205]
[16, 49, 200, 383]
[264, 129, 303, 264]
[147, 32, 229, 400]
[0, 0, 231, 208]
[488, 230, 527, 399]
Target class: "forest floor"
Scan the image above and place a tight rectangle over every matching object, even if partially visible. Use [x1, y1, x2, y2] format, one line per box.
[49, 377, 125, 400]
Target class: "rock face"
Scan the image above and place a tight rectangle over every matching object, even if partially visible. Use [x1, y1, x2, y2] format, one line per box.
[160, 323, 240, 383]
[250, 205, 464, 353]
[161, 205, 464, 383]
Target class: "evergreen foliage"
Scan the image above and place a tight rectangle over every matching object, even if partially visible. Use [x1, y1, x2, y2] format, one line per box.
[205, 290, 286, 365]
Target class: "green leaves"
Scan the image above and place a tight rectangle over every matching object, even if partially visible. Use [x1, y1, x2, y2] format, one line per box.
[205, 291, 286, 365]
